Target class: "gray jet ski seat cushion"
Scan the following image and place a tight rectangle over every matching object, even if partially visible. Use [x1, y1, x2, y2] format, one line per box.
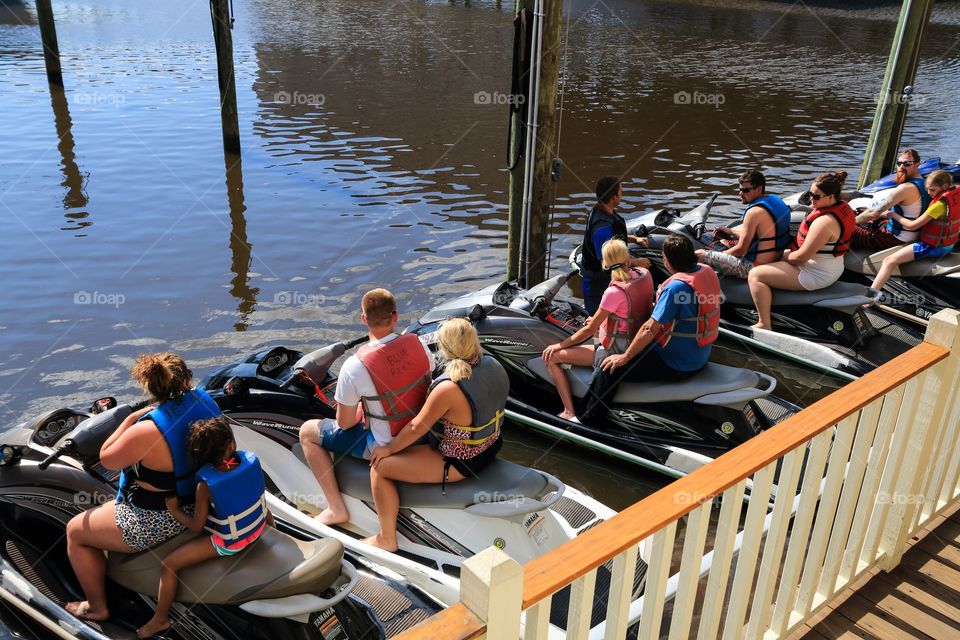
[722, 278, 870, 306]
[333, 457, 549, 509]
[107, 528, 343, 604]
[844, 248, 960, 277]
[526, 357, 760, 403]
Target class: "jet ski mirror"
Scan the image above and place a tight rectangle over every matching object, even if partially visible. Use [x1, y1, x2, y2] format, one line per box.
[635, 223, 649, 238]
[468, 304, 486, 322]
[653, 209, 679, 228]
[89, 397, 117, 415]
[223, 377, 248, 397]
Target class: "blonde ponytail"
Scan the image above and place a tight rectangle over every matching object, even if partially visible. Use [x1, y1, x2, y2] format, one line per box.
[601, 238, 632, 283]
[438, 318, 482, 383]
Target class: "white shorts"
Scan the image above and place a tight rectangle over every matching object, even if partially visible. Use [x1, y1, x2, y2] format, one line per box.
[797, 255, 844, 291]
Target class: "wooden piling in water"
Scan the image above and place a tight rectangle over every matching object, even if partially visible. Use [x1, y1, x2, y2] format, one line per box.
[209, 0, 241, 154]
[524, 0, 561, 287]
[858, 0, 933, 188]
[506, 0, 532, 282]
[35, 0, 63, 87]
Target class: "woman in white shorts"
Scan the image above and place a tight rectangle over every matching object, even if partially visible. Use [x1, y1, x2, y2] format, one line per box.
[747, 171, 856, 331]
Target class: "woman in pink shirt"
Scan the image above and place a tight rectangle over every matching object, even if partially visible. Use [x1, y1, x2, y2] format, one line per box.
[543, 239, 653, 420]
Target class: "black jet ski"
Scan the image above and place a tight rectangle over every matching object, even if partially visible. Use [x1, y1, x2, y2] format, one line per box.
[0, 399, 438, 639]
[199, 343, 643, 579]
[570, 195, 925, 378]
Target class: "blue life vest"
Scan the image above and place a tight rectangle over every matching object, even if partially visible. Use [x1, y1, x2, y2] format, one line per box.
[742, 194, 791, 263]
[888, 177, 932, 236]
[197, 450, 268, 544]
[116, 388, 222, 502]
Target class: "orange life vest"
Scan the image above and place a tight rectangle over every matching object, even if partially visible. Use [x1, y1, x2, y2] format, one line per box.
[919, 187, 960, 248]
[356, 334, 431, 436]
[794, 201, 855, 257]
[599, 268, 653, 353]
[654, 266, 722, 348]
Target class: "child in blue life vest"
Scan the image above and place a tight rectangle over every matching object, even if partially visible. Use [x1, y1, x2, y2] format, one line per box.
[137, 416, 272, 639]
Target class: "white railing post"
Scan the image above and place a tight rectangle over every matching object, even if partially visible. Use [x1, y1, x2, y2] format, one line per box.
[879, 309, 960, 570]
[460, 546, 524, 640]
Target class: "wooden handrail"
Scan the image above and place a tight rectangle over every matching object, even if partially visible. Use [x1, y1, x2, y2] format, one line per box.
[521, 341, 948, 607]
[397, 603, 485, 640]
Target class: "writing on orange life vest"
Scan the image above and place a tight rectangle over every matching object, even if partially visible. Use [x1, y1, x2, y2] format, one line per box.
[654, 266, 722, 348]
[356, 334, 431, 436]
[919, 187, 960, 248]
[793, 201, 855, 257]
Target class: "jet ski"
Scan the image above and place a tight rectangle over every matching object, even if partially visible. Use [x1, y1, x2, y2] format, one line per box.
[0, 399, 439, 639]
[200, 344, 647, 577]
[570, 195, 924, 378]
[858, 156, 960, 195]
[393, 272, 797, 479]
[200, 344, 651, 635]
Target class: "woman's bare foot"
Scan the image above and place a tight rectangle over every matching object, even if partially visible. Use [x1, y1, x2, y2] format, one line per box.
[362, 534, 398, 552]
[750, 323, 771, 331]
[558, 410, 576, 421]
[137, 617, 171, 638]
[65, 601, 110, 621]
[314, 507, 349, 526]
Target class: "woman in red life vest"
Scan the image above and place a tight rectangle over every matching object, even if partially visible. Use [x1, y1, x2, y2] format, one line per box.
[542, 239, 653, 420]
[747, 171, 855, 330]
[365, 319, 508, 552]
[871, 170, 959, 291]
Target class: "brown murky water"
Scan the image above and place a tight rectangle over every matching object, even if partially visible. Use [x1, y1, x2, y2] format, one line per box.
[1, 1, 960, 630]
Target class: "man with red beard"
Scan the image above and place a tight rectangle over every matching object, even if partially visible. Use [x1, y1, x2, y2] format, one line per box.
[850, 149, 931, 251]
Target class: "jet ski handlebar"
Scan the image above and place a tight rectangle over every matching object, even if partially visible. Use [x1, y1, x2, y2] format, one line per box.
[278, 336, 369, 390]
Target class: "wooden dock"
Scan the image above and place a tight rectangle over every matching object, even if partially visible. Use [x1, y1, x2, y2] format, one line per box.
[800, 504, 960, 640]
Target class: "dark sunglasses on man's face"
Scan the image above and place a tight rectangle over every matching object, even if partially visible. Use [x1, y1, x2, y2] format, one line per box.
[738, 185, 756, 193]
[896, 160, 914, 167]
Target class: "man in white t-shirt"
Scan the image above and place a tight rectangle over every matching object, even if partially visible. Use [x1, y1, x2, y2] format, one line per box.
[299, 289, 434, 525]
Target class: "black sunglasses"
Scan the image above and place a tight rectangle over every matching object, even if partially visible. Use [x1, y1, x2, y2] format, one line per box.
[808, 191, 826, 201]
[896, 160, 914, 167]
[738, 185, 757, 193]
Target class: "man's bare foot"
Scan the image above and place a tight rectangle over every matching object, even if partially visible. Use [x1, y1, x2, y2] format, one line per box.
[314, 507, 349, 526]
[65, 601, 110, 621]
[750, 323, 771, 331]
[137, 617, 171, 638]
[362, 534, 398, 552]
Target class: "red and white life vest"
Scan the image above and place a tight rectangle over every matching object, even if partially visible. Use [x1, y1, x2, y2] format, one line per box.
[654, 266, 722, 348]
[356, 334, 431, 436]
[600, 268, 653, 353]
[919, 187, 960, 248]
[794, 201, 855, 257]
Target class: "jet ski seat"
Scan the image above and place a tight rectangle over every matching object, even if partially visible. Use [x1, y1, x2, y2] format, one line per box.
[107, 528, 344, 604]
[333, 457, 553, 510]
[722, 278, 875, 308]
[844, 248, 960, 277]
[527, 358, 770, 405]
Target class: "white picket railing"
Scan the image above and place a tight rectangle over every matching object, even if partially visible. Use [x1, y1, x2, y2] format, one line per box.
[395, 309, 960, 640]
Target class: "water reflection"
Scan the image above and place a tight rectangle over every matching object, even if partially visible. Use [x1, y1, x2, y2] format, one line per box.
[224, 153, 258, 331]
[48, 82, 90, 234]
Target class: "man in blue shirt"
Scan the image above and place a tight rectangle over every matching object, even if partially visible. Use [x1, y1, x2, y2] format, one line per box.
[579, 235, 719, 423]
[580, 176, 648, 314]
